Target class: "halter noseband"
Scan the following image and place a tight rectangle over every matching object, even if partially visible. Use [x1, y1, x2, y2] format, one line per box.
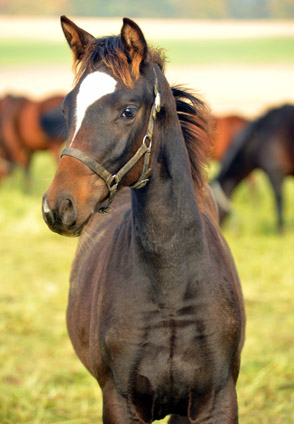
[60, 70, 161, 212]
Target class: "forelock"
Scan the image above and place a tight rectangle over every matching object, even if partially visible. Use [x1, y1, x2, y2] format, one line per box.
[74, 35, 166, 87]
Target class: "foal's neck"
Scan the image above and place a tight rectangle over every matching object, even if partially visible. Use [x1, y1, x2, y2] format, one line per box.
[131, 113, 205, 294]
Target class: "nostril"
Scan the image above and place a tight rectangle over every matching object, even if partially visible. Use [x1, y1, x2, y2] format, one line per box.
[59, 198, 77, 227]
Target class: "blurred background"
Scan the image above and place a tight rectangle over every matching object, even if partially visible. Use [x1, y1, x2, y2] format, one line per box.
[1, 0, 294, 115]
[0, 1, 293, 423]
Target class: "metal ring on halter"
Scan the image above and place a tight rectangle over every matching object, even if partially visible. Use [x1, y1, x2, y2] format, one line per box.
[109, 174, 119, 190]
[142, 135, 152, 149]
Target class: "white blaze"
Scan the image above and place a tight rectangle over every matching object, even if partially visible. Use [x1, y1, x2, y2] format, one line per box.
[70, 71, 117, 144]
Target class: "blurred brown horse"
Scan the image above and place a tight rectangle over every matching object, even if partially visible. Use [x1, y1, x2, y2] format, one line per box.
[211, 114, 250, 161]
[0, 94, 66, 179]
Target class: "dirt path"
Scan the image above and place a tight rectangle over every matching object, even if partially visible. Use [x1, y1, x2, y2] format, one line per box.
[1, 63, 293, 117]
[166, 64, 294, 117]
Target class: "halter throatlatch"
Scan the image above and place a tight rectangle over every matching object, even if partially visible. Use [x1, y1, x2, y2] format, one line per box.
[60, 69, 161, 212]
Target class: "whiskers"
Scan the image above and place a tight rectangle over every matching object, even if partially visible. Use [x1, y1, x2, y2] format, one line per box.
[79, 225, 97, 252]
[79, 220, 108, 254]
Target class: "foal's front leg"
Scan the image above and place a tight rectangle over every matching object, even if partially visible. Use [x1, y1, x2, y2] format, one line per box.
[188, 376, 238, 424]
[102, 380, 142, 424]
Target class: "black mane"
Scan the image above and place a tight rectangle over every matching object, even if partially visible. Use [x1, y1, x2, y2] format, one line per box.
[172, 86, 213, 192]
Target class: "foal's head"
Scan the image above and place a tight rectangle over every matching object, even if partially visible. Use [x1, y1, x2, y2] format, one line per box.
[42, 17, 211, 236]
[42, 16, 166, 236]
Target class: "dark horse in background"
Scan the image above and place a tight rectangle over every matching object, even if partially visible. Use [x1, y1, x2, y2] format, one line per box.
[42, 16, 245, 423]
[211, 104, 294, 232]
[0, 94, 66, 179]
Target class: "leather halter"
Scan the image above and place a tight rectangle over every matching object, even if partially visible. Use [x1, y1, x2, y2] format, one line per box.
[60, 71, 161, 212]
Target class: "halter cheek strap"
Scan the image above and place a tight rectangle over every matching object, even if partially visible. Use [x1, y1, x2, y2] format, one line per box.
[60, 70, 161, 212]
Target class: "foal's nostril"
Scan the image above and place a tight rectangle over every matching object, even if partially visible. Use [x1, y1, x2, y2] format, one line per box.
[59, 198, 77, 227]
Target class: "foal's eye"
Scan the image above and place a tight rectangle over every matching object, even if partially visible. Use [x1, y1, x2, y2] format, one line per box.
[121, 106, 138, 119]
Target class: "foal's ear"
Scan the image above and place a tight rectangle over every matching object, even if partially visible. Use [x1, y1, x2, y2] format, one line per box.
[60, 15, 95, 62]
[121, 18, 148, 63]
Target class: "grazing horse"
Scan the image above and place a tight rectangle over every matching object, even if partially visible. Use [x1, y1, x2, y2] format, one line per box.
[0, 94, 66, 179]
[211, 104, 294, 232]
[42, 16, 245, 423]
[211, 114, 250, 161]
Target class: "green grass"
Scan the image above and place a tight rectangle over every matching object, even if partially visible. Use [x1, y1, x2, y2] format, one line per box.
[156, 37, 294, 65]
[219, 174, 294, 424]
[0, 153, 293, 423]
[0, 37, 294, 66]
[0, 40, 72, 66]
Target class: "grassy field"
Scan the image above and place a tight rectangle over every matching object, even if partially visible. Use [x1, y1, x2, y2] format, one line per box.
[1, 37, 294, 66]
[0, 152, 293, 423]
[0, 28, 294, 423]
